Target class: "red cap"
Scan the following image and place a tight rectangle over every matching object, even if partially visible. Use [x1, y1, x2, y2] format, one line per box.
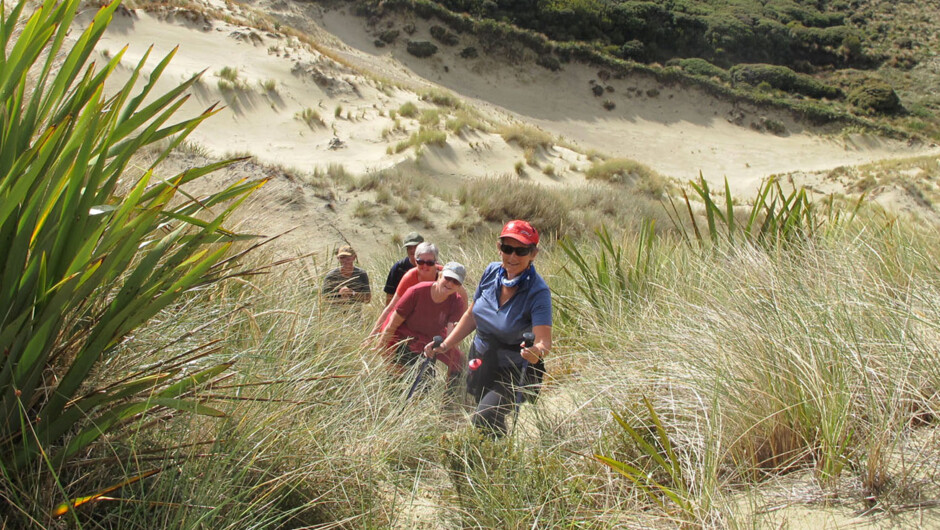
[499, 220, 539, 246]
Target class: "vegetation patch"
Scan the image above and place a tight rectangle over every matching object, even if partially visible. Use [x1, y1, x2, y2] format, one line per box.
[847, 83, 904, 115]
[406, 40, 438, 58]
[730, 64, 843, 100]
[673, 58, 730, 83]
[394, 128, 448, 152]
[586, 158, 661, 189]
[430, 25, 459, 45]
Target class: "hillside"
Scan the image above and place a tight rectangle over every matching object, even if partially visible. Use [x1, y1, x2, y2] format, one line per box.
[86, 0, 940, 261]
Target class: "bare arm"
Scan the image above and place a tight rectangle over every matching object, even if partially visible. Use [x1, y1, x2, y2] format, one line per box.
[427, 301, 477, 356]
[378, 310, 405, 346]
[370, 293, 400, 336]
[521, 324, 552, 364]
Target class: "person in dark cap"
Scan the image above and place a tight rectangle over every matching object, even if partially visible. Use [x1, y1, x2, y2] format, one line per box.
[321, 245, 371, 304]
[383, 232, 424, 305]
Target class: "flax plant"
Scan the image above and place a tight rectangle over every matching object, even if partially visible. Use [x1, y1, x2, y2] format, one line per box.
[0, 0, 263, 519]
[664, 174, 862, 248]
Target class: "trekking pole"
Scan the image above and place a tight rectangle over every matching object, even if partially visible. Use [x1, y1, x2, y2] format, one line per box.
[406, 336, 442, 401]
[511, 332, 535, 434]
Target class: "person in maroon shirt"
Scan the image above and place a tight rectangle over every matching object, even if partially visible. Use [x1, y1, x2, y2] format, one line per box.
[379, 262, 467, 377]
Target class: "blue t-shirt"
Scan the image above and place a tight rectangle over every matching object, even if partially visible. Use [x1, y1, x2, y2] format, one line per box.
[472, 262, 552, 368]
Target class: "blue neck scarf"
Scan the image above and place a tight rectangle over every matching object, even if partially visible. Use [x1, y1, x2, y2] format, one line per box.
[499, 264, 534, 289]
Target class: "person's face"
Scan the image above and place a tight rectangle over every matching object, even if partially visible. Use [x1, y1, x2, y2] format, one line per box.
[406, 244, 418, 264]
[338, 255, 355, 269]
[415, 252, 437, 272]
[498, 237, 537, 278]
[438, 275, 461, 295]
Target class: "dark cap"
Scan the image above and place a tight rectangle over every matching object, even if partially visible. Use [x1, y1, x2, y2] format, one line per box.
[402, 232, 424, 248]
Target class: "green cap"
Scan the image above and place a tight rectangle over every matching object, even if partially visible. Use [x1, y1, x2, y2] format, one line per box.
[402, 232, 424, 247]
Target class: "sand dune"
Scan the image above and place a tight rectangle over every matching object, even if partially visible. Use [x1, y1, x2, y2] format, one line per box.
[92, 1, 938, 195]
[76, 0, 940, 260]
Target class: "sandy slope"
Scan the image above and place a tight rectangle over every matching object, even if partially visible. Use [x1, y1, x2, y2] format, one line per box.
[309, 6, 939, 194]
[80, 0, 940, 263]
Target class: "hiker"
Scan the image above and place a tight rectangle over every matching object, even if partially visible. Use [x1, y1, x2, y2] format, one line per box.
[321, 245, 371, 304]
[378, 262, 467, 379]
[370, 242, 468, 379]
[426, 220, 551, 436]
[383, 231, 424, 304]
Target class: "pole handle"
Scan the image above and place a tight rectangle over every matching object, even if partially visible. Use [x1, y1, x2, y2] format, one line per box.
[522, 332, 535, 348]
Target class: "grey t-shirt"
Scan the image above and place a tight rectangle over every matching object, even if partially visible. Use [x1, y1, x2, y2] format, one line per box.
[322, 267, 370, 303]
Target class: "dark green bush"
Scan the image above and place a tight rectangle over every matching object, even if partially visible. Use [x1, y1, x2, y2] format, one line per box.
[677, 58, 730, 82]
[379, 29, 400, 44]
[847, 83, 903, 115]
[430, 25, 459, 45]
[536, 54, 561, 71]
[730, 64, 843, 100]
[618, 39, 647, 61]
[406, 40, 439, 58]
[460, 46, 478, 59]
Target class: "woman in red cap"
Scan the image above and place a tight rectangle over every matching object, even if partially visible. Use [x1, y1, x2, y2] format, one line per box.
[426, 220, 552, 436]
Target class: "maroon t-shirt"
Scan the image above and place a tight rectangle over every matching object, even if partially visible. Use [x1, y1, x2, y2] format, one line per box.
[393, 281, 466, 353]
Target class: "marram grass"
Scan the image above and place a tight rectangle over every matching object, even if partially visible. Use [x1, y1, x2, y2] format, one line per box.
[10, 206, 939, 527]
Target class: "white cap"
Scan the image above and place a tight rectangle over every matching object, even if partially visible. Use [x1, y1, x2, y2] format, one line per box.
[441, 262, 466, 284]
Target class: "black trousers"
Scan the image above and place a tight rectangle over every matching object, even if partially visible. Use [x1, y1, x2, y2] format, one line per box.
[472, 365, 523, 437]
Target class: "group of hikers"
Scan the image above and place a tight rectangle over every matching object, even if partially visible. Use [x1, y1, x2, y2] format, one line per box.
[320, 220, 552, 437]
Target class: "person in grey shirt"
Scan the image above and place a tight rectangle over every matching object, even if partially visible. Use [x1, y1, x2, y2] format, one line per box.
[322, 245, 371, 304]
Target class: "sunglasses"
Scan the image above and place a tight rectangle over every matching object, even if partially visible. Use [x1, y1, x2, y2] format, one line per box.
[499, 244, 535, 256]
[443, 277, 462, 286]
[416, 259, 436, 266]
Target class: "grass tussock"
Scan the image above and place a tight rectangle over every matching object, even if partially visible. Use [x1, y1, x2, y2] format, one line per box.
[394, 128, 448, 153]
[398, 101, 419, 119]
[499, 123, 554, 153]
[445, 109, 486, 135]
[419, 87, 463, 109]
[296, 107, 325, 128]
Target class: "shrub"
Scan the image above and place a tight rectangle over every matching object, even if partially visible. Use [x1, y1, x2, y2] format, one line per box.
[618, 39, 646, 61]
[460, 46, 478, 59]
[430, 25, 459, 45]
[380, 29, 400, 43]
[730, 64, 843, 100]
[847, 83, 903, 115]
[407, 40, 439, 58]
[536, 54, 561, 71]
[677, 58, 730, 82]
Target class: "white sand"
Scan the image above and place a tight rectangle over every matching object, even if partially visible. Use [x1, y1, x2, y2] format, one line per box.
[74, 0, 940, 263]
